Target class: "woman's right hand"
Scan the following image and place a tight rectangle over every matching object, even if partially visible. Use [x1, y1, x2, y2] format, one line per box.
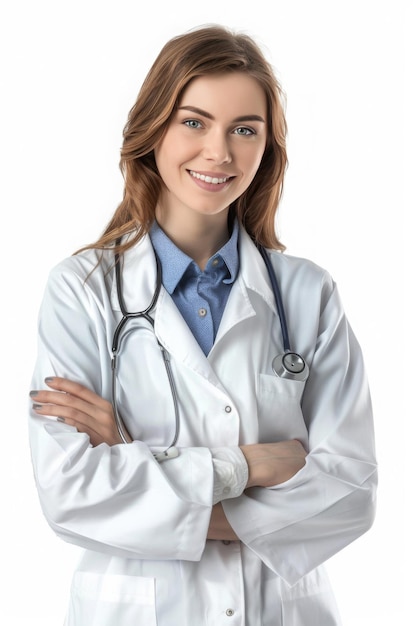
[240, 440, 307, 488]
[30, 376, 132, 446]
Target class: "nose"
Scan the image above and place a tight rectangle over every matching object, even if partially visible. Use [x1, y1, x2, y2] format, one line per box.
[202, 130, 232, 164]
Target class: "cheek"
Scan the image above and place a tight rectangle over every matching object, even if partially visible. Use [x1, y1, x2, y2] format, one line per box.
[242, 149, 265, 183]
[240, 138, 266, 164]
[156, 134, 195, 173]
[154, 131, 177, 165]
[154, 144, 175, 183]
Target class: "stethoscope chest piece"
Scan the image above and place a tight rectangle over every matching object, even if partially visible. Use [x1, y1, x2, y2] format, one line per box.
[272, 352, 309, 382]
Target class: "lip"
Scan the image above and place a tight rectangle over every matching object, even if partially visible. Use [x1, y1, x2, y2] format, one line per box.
[187, 169, 234, 191]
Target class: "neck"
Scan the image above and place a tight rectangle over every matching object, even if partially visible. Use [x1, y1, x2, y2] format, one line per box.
[155, 208, 230, 271]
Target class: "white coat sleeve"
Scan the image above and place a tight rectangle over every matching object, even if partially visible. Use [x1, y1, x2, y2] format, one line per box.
[28, 260, 214, 562]
[222, 275, 378, 586]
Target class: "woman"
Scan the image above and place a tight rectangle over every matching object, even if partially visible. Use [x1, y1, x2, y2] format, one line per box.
[29, 24, 377, 625]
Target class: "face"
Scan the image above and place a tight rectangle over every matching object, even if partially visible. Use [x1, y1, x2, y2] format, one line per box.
[154, 72, 267, 225]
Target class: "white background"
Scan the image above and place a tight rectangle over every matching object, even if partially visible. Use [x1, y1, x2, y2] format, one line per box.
[1, 1, 410, 624]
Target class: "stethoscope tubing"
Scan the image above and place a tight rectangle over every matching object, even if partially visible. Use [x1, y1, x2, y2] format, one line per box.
[112, 253, 163, 354]
[112, 248, 181, 449]
[257, 245, 291, 353]
[110, 241, 308, 451]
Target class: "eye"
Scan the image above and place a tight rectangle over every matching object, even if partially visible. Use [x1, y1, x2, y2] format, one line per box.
[233, 126, 256, 136]
[184, 119, 202, 129]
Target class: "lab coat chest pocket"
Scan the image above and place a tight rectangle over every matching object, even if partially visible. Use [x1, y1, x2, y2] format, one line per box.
[257, 375, 308, 445]
[66, 572, 157, 626]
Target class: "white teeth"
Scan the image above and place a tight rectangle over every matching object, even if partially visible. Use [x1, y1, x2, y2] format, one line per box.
[189, 170, 229, 184]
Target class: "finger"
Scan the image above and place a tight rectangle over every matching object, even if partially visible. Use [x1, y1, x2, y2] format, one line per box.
[30, 389, 106, 422]
[30, 382, 112, 417]
[43, 377, 109, 410]
[30, 380, 117, 432]
[32, 397, 114, 435]
[32, 402, 120, 446]
[32, 401, 94, 426]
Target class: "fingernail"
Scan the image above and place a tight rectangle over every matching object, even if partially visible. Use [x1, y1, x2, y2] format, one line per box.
[32, 403, 43, 410]
[45, 377, 54, 383]
[29, 390, 38, 398]
[57, 416, 66, 423]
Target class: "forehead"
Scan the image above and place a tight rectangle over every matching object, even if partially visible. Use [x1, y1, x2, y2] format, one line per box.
[178, 72, 267, 119]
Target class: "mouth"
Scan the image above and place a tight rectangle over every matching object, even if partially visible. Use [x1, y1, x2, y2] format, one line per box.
[188, 170, 233, 185]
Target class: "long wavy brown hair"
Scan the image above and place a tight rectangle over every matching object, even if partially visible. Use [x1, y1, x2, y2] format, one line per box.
[79, 24, 288, 256]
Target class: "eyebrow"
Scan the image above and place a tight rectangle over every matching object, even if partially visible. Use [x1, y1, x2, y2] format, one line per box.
[177, 105, 265, 124]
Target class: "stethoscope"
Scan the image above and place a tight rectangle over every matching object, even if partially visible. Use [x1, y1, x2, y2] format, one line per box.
[111, 244, 309, 460]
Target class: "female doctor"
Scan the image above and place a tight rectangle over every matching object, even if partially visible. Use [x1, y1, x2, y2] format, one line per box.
[29, 24, 377, 626]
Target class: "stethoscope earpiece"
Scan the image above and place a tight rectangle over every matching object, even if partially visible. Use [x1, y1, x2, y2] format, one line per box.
[272, 352, 309, 382]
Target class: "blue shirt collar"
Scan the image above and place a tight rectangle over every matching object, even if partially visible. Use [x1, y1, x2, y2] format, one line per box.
[149, 219, 240, 294]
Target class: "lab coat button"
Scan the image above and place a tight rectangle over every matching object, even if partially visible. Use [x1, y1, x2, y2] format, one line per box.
[222, 540, 231, 545]
[223, 487, 231, 495]
[226, 608, 235, 616]
[225, 406, 232, 413]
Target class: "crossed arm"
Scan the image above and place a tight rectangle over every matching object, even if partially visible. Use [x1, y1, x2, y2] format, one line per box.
[30, 377, 307, 541]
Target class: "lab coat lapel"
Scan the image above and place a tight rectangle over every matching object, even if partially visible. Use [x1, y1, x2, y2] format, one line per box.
[238, 227, 278, 313]
[109, 234, 220, 383]
[154, 230, 273, 379]
[213, 228, 278, 345]
[156, 228, 278, 374]
[155, 288, 216, 379]
[109, 229, 278, 382]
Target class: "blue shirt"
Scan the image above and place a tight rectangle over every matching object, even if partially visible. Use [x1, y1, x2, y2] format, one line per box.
[150, 220, 240, 355]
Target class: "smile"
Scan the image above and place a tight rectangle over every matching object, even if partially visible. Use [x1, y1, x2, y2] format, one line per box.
[189, 170, 231, 185]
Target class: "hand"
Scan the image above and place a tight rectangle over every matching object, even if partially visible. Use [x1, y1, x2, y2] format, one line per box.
[240, 440, 307, 488]
[30, 377, 132, 446]
[207, 503, 239, 541]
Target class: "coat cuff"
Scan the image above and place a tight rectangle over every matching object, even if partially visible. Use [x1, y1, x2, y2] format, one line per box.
[210, 446, 249, 505]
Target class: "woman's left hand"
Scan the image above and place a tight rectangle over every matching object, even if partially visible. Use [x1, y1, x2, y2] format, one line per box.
[30, 377, 132, 446]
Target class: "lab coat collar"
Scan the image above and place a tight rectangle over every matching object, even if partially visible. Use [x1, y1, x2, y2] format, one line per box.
[211, 228, 277, 348]
[110, 227, 278, 376]
[237, 227, 278, 315]
[110, 233, 159, 314]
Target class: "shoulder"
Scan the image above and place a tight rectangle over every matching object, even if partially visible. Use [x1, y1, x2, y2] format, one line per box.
[267, 249, 334, 287]
[265, 250, 337, 313]
[49, 247, 113, 278]
[239, 229, 336, 308]
[44, 247, 116, 303]
[43, 234, 155, 307]
[239, 227, 333, 290]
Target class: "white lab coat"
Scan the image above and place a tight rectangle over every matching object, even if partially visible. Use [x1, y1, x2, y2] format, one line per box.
[29, 227, 377, 626]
